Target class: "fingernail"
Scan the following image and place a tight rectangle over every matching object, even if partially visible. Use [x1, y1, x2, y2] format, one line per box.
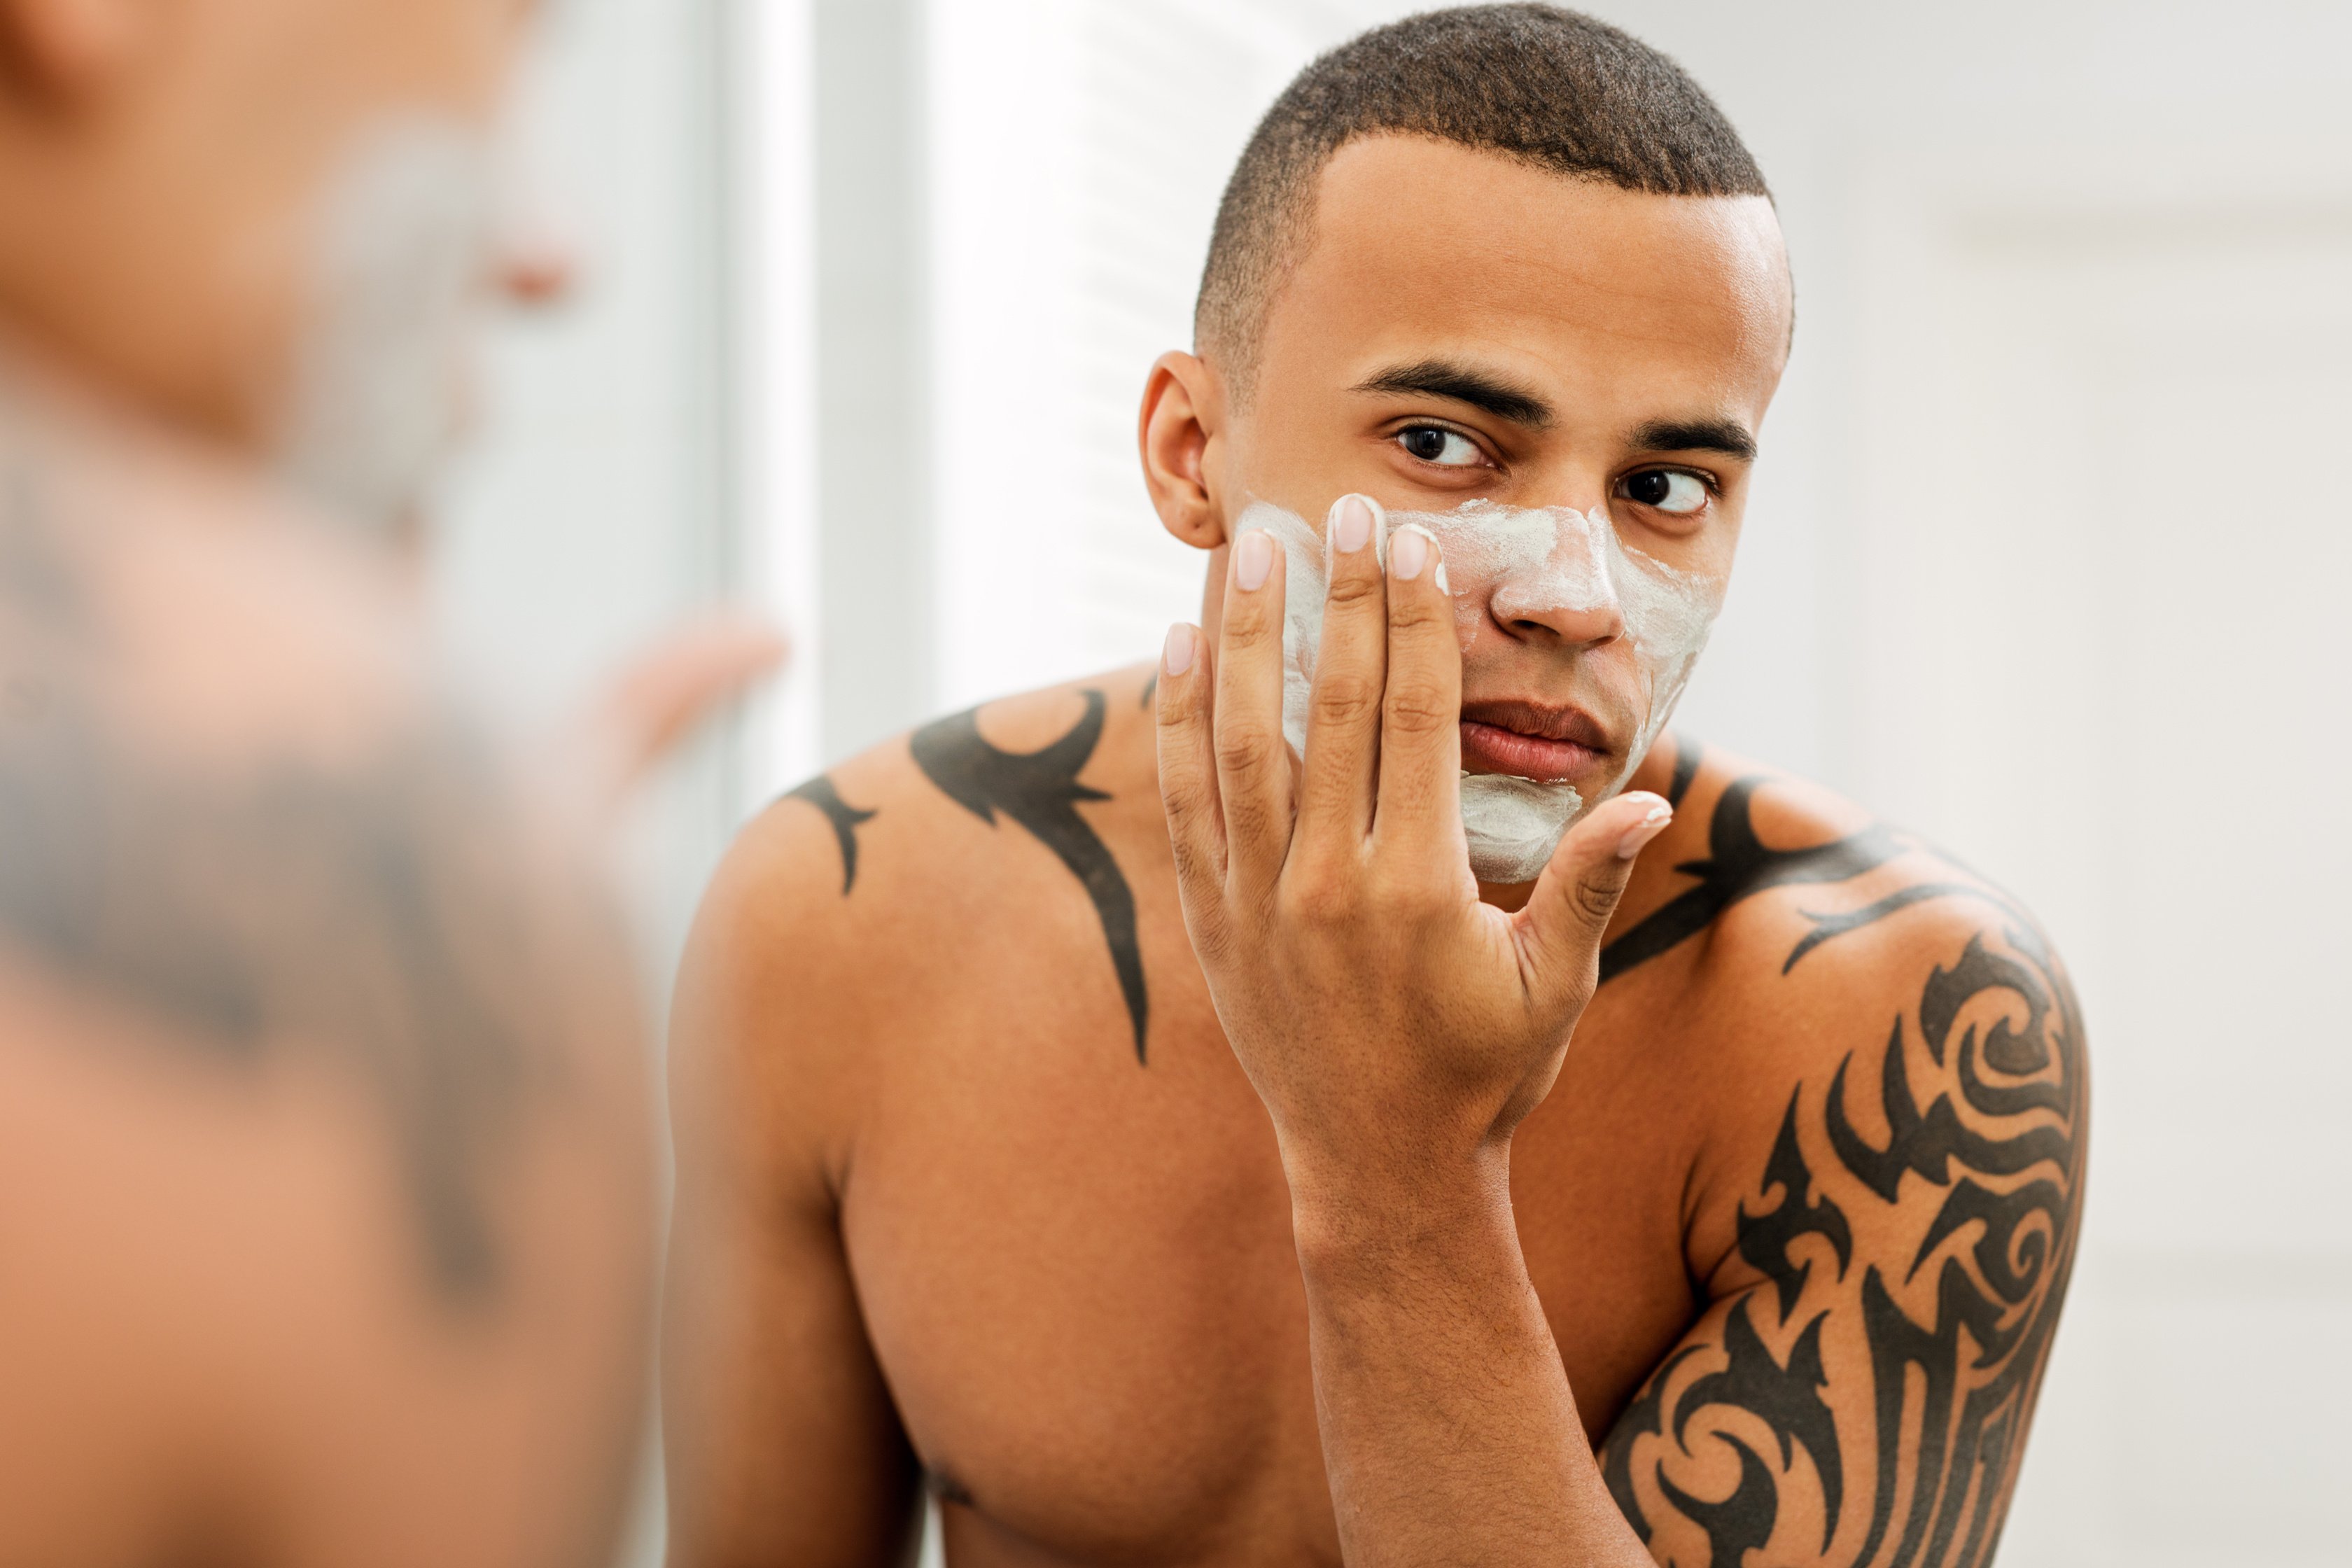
[1616, 798, 1673, 860]
[1391, 524, 1434, 581]
[1331, 495, 1373, 555]
[1234, 530, 1275, 592]
[1162, 622, 1196, 676]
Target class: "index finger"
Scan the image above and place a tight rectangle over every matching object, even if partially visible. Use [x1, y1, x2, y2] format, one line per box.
[1370, 524, 1464, 860]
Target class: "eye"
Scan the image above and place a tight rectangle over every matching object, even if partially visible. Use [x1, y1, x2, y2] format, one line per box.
[1396, 426, 1485, 468]
[1618, 468, 1711, 515]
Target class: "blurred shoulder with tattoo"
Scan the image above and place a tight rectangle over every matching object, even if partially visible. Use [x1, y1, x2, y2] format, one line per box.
[0, 391, 655, 1568]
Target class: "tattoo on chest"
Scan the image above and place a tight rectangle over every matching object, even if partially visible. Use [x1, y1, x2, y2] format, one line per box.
[911, 689, 1148, 1063]
[783, 774, 878, 895]
[0, 464, 601, 1308]
[1601, 918, 2086, 1568]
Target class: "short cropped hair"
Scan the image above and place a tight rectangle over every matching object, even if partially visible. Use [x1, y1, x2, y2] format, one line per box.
[1195, 4, 1769, 396]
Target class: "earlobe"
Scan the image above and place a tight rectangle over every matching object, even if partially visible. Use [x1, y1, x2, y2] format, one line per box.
[0, 0, 152, 104]
[1138, 350, 1229, 552]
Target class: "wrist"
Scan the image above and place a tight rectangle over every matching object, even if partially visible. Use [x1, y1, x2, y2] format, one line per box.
[1282, 1138, 1518, 1272]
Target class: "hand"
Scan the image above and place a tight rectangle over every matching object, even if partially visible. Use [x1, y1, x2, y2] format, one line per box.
[1154, 498, 1671, 1216]
[564, 610, 788, 823]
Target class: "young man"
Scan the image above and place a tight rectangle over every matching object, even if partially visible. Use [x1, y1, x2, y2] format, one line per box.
[0, 0, 771, 1562]
[665, 8, 2085, 1566]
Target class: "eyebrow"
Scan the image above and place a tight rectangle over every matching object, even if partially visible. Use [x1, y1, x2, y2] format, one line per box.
[1629, 417, 1758, 463]
[1350, 360, 1556, 428]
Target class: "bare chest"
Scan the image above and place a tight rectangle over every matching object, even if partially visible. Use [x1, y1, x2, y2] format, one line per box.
[838, 945, 1705, 1566]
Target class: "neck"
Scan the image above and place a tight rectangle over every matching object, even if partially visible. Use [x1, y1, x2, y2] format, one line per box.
[0, 320, 406, 559]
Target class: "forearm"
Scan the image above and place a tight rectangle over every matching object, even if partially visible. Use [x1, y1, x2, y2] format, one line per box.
[1289, 1152, 1654, 1568]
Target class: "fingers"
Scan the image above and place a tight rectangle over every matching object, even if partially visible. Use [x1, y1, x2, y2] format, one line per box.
[1153, 622, 1230, 927]
[573, 612, 788, 817]
[1213, 526, 1295, 888]
[1515, 791, 1674, 1005]
[1294, 494, 1390, 848]
[1371, 524, 1464, 860]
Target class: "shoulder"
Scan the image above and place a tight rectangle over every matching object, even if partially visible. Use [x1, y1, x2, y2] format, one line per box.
[697, 662, 1163, 960]
[1603, 736, 2074, 1063]
[1602, 738, 2088, 1281]
[1595, 747, 2087, 1567]
[0, 456, 645, 1291]
[671, 664, 1165, 1153]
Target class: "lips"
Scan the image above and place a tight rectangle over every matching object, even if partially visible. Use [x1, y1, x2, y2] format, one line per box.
[1457, 699, 1611, 783]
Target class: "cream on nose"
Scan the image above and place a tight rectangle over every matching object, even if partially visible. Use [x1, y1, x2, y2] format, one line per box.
[1476, 505, 1628, 648]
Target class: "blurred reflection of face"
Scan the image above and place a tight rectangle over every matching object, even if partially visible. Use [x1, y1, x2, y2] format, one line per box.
[0, 0, 547, 526]
[1208, 137, 1791, 876]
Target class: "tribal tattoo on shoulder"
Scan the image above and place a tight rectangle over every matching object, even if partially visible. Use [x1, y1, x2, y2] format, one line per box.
[782, 774, 878, 895]
[0, 462, 617, 1309]
[1597, 741, 2087, 1567]
[1600, 738, 2016, 984]
[911, 689, 1149, 1063]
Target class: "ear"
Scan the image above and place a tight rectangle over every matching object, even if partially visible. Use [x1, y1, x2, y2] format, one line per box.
[0, 0, 156, 103]
[1138, 349, 1231, 552]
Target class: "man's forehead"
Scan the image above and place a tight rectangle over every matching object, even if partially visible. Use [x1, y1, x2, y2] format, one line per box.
[1263, 135, 1791, 402]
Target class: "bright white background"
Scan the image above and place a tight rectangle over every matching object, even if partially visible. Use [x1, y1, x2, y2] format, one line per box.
[439, 3, 2352, 1564]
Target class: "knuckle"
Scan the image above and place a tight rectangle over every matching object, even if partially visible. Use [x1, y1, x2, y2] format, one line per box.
[1324, 568, 1385, 609]
[1571, 868, 1630, 927]
[1219, 607, 1276, 653]
[1285, 859, 1355, 925]
[1154, 681, 1200, 727]
[1387, 589, 1450, 631]
[1214, 724, 1282, 785]
[1159, 771, 1209, 825]
[1312, 674, 1381, 728]
[1382, 682, 1455, 738]
[1166, 828, 1218, 885]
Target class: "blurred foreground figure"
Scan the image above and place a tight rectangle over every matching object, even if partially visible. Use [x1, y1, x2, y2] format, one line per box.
[0, 1, 771, 1563]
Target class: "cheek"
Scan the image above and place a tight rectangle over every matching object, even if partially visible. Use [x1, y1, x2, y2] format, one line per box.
[1446, 569, 1498, 652]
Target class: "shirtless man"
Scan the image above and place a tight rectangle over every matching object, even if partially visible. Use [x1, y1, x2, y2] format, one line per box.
[665, 8, 2086, 1566]
[0, 0, 771, 1562]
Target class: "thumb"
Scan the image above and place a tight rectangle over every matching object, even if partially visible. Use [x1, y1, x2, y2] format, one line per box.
[1516, 790, 1674, 1000]
[566, 610, 788, 818]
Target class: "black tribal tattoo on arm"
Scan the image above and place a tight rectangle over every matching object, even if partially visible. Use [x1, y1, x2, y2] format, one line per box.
[911, 690, 1149, 1063]
[1596, 746, 2086, 1568]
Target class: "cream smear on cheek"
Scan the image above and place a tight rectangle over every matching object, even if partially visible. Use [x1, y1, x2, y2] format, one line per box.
[279, 115, 496, 536]
[1236, 496, 1724, 884]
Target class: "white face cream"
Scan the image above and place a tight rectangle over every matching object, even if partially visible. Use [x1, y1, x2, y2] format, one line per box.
[1236, 495, 1725, 883]
[279, 115, 497, 536]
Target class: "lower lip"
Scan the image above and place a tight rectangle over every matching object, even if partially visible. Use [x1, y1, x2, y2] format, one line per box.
[1459, 721, 1600, 782]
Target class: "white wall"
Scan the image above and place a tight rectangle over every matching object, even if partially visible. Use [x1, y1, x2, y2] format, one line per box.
[433, 0, 744, 963]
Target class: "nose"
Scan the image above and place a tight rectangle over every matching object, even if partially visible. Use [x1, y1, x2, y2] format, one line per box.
[486, 141, 580, 309]
[1484, 507, 1627, 650]
[491, 224, 578, 308]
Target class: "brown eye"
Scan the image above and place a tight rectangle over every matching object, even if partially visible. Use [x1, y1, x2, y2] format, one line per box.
[1620, 469, 1708, 514]
[1397, 427, 1481, 466]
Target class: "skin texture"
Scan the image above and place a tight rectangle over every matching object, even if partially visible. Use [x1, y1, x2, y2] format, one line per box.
[664, 136, 2084, 1567]
[0, 1, 777, 1562]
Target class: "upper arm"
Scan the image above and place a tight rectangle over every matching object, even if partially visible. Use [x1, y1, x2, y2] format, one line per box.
[662, 808, 922, 1568]
[1598, 912, 2087, 1568]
